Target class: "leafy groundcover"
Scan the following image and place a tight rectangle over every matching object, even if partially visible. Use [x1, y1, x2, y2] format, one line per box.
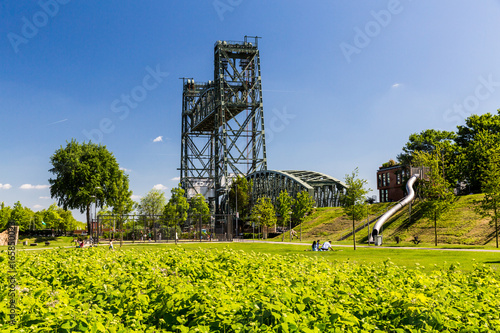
[1, 247, 499, 332]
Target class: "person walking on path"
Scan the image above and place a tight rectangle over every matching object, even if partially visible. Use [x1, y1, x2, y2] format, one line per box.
[109, 239, 114, 250]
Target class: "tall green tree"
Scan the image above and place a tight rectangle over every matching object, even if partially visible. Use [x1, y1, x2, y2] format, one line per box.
[474, 131, 500, 248]
[49, 140, 123, 233]
[228, 176, 252, 220]
[138, 188, 167, 240]
[397, 129, 458, 185]
[189, 193, 210, 223]
[40, 203, 62, 230]
[455, 111, 500, 193]
[108, 171, 134, 246]
[137, 188, 166, 216]
[10, 201, 34, 231]
[414, 144, 455, 246]
[57, 207, 79, 232]
[251, 197, 276, 239]
[189, 193, 210, 240]
[398, 129, 456, 164]
[342, 168, 370, 250]
[0, 202, 12, 231]
[276, 190, 294, 241]
[163, 186, 189, 244]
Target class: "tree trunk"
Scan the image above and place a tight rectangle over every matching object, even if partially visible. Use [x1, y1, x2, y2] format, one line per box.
[86, 204, 91, 235]
[120, 218, 123, 248]
[282, 221, 285, 242]
[434, 211, 437, 246]
[353, 215, 356, 251]
[495, 206, 498, 248]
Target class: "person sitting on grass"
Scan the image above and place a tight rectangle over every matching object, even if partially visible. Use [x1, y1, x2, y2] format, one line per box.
[315, 239, 320, 251]
[320, 240, 333, 251]
[312, 241, 317, 251]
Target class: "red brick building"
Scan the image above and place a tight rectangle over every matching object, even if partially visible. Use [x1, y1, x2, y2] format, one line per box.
[377, 164, 408, 202]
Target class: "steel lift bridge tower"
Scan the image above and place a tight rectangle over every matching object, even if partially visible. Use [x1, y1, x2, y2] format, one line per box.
[180, 36, 267, 214]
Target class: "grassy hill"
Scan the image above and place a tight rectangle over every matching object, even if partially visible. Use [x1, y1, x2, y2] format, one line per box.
[288, 193, 499, 247]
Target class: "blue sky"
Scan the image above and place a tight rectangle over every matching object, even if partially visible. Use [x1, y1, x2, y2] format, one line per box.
[2, 0, 500, 222]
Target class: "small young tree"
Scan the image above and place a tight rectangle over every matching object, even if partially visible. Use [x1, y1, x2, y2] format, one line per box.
[189, 193, 210, 239]
[276, 190, 294, 241]
[251, 197, 276, 239]
[474, 131, 500, 248]
[292, 191, 315, 241]
[414, 144, 455, 246]
[342, 168, 370, 250]
[164, 186, 189, 244]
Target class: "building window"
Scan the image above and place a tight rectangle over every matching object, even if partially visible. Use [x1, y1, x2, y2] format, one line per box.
[386, 173, 390, 186]
[380, 189, 389, 202]
[396, 172, 401, 185]
[378, 174, 382, 187]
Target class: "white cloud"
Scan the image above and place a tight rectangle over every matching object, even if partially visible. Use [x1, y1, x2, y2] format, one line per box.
[20, 184, 50, 190]
[153, 184, 167, 190]
[131, 195, 142, 201]
[171, 177, 180, 181]
[153, 136, 163, 142]
[0, 184, 12, 189]
[392, 83, 401, 88]
[33, 204, 43, 210]
[39, 196, 51, 199]
[120, 167, 132, 172]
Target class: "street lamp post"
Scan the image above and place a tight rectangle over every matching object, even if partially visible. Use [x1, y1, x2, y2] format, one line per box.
[289, 211, 292, 242]
[257, 215, 261, 240]
[95, 186, 101, 247]
[300, 213, 304, 242]
[199, 214, 202, 243]
[252, 219, 255, 242]
[235, 183, 238, 239]
[367, 205, 370, 246]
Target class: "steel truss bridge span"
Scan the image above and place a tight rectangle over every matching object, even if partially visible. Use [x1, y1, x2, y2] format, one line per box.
[247, 170, 347, 207]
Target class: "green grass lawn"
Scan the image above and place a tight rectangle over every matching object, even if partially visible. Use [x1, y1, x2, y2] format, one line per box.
[109, 241, 500, 274]
[7, 236, 76, 249]
[5, 238, 499, 274]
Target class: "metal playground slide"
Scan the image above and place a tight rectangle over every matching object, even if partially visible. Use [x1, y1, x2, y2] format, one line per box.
[371, 174, 419, 243]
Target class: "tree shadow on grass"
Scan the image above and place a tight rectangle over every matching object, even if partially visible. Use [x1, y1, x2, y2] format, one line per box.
[482, 231, 498, 245]
[389, 204, 426, 236]
[34, 236, 58, 243]
[484, 261, 500, 264]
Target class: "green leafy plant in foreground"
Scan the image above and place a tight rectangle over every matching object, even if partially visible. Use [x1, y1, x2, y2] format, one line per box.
[0, 247, 499, 332]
